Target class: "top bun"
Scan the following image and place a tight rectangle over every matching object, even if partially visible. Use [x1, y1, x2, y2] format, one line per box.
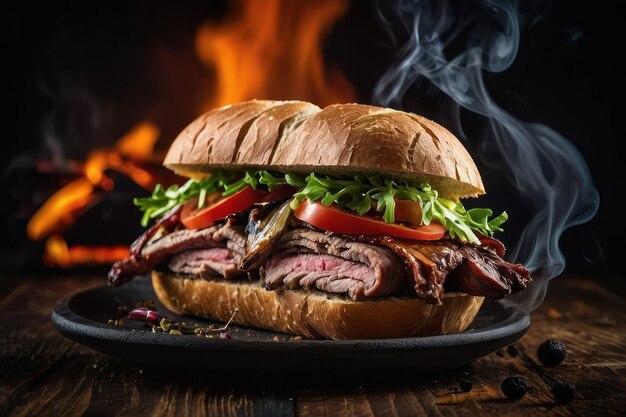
[164, 100, 484, 199]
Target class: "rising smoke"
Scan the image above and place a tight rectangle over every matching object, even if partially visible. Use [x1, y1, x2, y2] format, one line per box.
[372, 0, 599, 311]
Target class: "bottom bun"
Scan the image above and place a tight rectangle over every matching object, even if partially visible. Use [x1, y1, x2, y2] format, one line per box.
[151, 271, 484, 340]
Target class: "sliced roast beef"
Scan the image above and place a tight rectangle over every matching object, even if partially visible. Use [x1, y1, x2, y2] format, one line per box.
[129, 206, 182, 257]
[451, 246, 531, 296]
[168, 248, 241, 279]
[262, 229, 409, 300]
[371, 237, 464, 304]
[110, 203, 531, 303]
[370, 236, 531, 304]
[445, 262, 510, 299]
[442, 246, 512, 299]
[108, 220, 246, 286]
[477, 234, 506, 258]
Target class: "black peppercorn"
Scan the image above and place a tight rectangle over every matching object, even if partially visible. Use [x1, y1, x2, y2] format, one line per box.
[459, 379, 473, 392]
[496, 349, 505, 357]
[507, 344, 519, 357]
[551, 379, 576, 403]
[537, 339, 566, 366]
[501, 376, 528, 400]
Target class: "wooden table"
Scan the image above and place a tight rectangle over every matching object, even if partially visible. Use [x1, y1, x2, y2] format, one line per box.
[0, 275, 624, 417]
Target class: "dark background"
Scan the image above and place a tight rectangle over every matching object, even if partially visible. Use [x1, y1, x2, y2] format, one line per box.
[0, 0, 621, 278]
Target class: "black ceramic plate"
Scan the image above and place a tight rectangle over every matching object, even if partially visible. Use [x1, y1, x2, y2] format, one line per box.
[52, 278, 529, 376]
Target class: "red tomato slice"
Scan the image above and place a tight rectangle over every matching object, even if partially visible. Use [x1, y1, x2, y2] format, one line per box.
[293, 200, 445, 240]
[262, 184, 297, 202]
[181, 186, 266, 229]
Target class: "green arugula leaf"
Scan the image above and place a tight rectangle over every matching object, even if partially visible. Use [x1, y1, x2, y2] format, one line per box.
[133, 176, 222, 227]
[284, 173, 507, 243]
[222, 170, 259, 196]
[135, 169, 508, 243]
[259, 171, 289, 189]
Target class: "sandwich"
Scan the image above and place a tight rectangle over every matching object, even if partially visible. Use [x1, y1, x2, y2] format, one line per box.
[108, 100, 531, 340]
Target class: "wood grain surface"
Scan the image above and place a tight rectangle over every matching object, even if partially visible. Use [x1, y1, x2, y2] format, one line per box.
[0, 275, 624, 417]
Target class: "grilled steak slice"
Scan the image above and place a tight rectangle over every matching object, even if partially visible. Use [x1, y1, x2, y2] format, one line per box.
[371, 237, 463, 304]
[129, 206, 182, 258]
[108, 220, 246, 286]
[446, 246, 531, 297]
[168, 248, 241, 279]
[262, 229, 408, 300]
[371, 237, 531, 304]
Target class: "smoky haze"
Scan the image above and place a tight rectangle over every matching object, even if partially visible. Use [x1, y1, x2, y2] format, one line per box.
[372, 0, 599, 311]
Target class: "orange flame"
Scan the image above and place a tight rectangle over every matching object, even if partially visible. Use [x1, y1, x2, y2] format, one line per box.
[29, 1, 356, 267]
[115, 122, 160, 161]
[27, 178, 94, 241]
[44, 235, 130, 268]
[195, 0, 354, 109]
[27, 122, 160, 242]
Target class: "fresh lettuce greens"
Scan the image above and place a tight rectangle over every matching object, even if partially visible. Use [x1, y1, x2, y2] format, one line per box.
[133, 170, 507, 243]
[281, 173, 507, 243]
[133, 176, 218, 227]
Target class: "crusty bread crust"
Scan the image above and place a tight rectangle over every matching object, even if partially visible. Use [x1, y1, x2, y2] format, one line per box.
[163, 100, 279, 179]
[152, 271, 484, 340]
[163, 100, 485, 199]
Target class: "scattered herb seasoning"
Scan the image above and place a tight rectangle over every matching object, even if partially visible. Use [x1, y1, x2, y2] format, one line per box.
[115, 301, 238, 339]
[192, 309, 238, 338]
[501, 376, 528, 400]
[537, 339, 566, 367]
[551, 380, 576, 404]
[159, 318, 171, 332]
[107, 300, 130, 327]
